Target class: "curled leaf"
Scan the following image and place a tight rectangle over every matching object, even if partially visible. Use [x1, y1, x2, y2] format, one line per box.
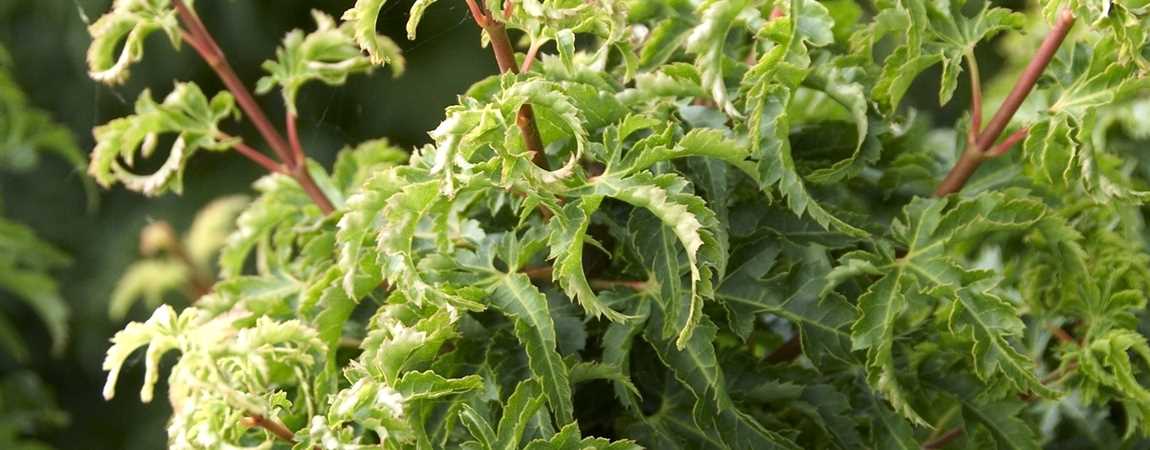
[89, 82, 237, 196]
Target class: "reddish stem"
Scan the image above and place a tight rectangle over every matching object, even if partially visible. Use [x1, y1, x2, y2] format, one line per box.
[522, 266, 646, 290]
[286, 111, 305, 167]
[464, 0, 549, 169]
[173, 2, 292, 165]
[922, 427, 964, 449]
[589, 278, 649, 291]
[292, 164, 336, 214]
[220, 133, 284, 173]
[173, 0, 334, 214]
[974, 9, 1074, 152]
[765, 334, 802, 364]
[984, 127, 1029, 158]
[1048, 324, 1079, 346]
[243, 414, 296, 443]
[522, 265, 554, 280]
[934, 10, 1075, 197]
[520, 40, 542, 73]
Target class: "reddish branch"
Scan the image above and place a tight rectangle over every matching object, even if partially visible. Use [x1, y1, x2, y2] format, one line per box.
[172, 0, 334, 214]
[921, 427, 964, 449]
[286, 111, 306, 167]
[522, 265, 648, 291]
[1049, 324, 1079, 346]
[934, 9, 1075, 197]
[464, 0, 548, 169]
[242, 414, 296, 443]
[765, 333, 802, 363]
[219, 132, 282, 173]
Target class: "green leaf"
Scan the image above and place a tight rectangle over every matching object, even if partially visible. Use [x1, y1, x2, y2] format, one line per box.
[173, 196, 247, 269]
[406, 0, 439, 40]
[394, 370, 483, 400]
[591, 172, 721, 348]
[341, 0, 406, 73]
[835, 195, 1054, 423]
[750, 85, 867, 237]
[614, 128, 757, 181]
[645, 315, 800, 450]
[107, 260, 188, 320]
[495, 380, 547, 449]
[548, 196, 630, 322]
[684, 0, 750, 116]
[523, 422, 642, 450]
[0, 218, 71, 355]
[336, 168, 408, 298]
[89, 82, 237, 196]
[258, 11, 374, 113]
[490, 273, 575, 426]
[85, 0, 182, 84]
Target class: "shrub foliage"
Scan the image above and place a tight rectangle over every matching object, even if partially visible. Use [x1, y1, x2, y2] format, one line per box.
[85, 0, 1150, 448]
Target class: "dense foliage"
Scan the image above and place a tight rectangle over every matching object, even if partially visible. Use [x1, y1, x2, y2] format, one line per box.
[75, 0, 1150, 448]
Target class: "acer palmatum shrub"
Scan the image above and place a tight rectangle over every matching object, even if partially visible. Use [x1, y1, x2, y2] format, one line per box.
[86, 0, 1150, 448]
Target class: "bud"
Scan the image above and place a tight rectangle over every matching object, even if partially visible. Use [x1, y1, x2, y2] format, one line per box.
[139, 221, 177, 256]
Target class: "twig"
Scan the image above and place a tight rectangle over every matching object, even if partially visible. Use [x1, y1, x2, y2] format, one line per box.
[243, 414, 296, 443]
[173, 3, 292, 164]
[172, 0, 335, 214]
[765, 334, 802, 364]
[522, 265, 647, 290]
[464, 0, 549, 169]
[520, 40, 542, 73]
[975, 9, 1074, 152]
[522, 265, 554, 280]
[984, 127, 1029, 158]
[1048, 324, 1079, 346]
[219, 132, 284, 173]
[921, 427, 964, 449]
[934, 10, 1075, 197]
[589, 278, 649, 291]
[291, 163, 336, 214]
[286, 111, 305, 167]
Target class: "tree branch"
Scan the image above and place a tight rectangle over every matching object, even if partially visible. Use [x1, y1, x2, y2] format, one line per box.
[765, 334, 802, 364]
[984, 127, 1029, 158]
[974, 9, 1074, 152]
[522, 265, 647, 290]
[219, 132, 284, 173]
[291, 163, 336, 214]
[520, 40, 542, 73]
[934, 9, 1075, 197]
[589, 278, 649, 291]
[243, 414, 296, 443]
[464, 0, 549, 169]
[172, 0, 334, 214]
[921, 427, 964, 449]
[286, 111, 305, 167]
[173, 1, 292, 164]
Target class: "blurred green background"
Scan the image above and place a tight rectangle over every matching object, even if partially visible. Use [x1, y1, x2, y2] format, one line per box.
[0, 1, 496, 447]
